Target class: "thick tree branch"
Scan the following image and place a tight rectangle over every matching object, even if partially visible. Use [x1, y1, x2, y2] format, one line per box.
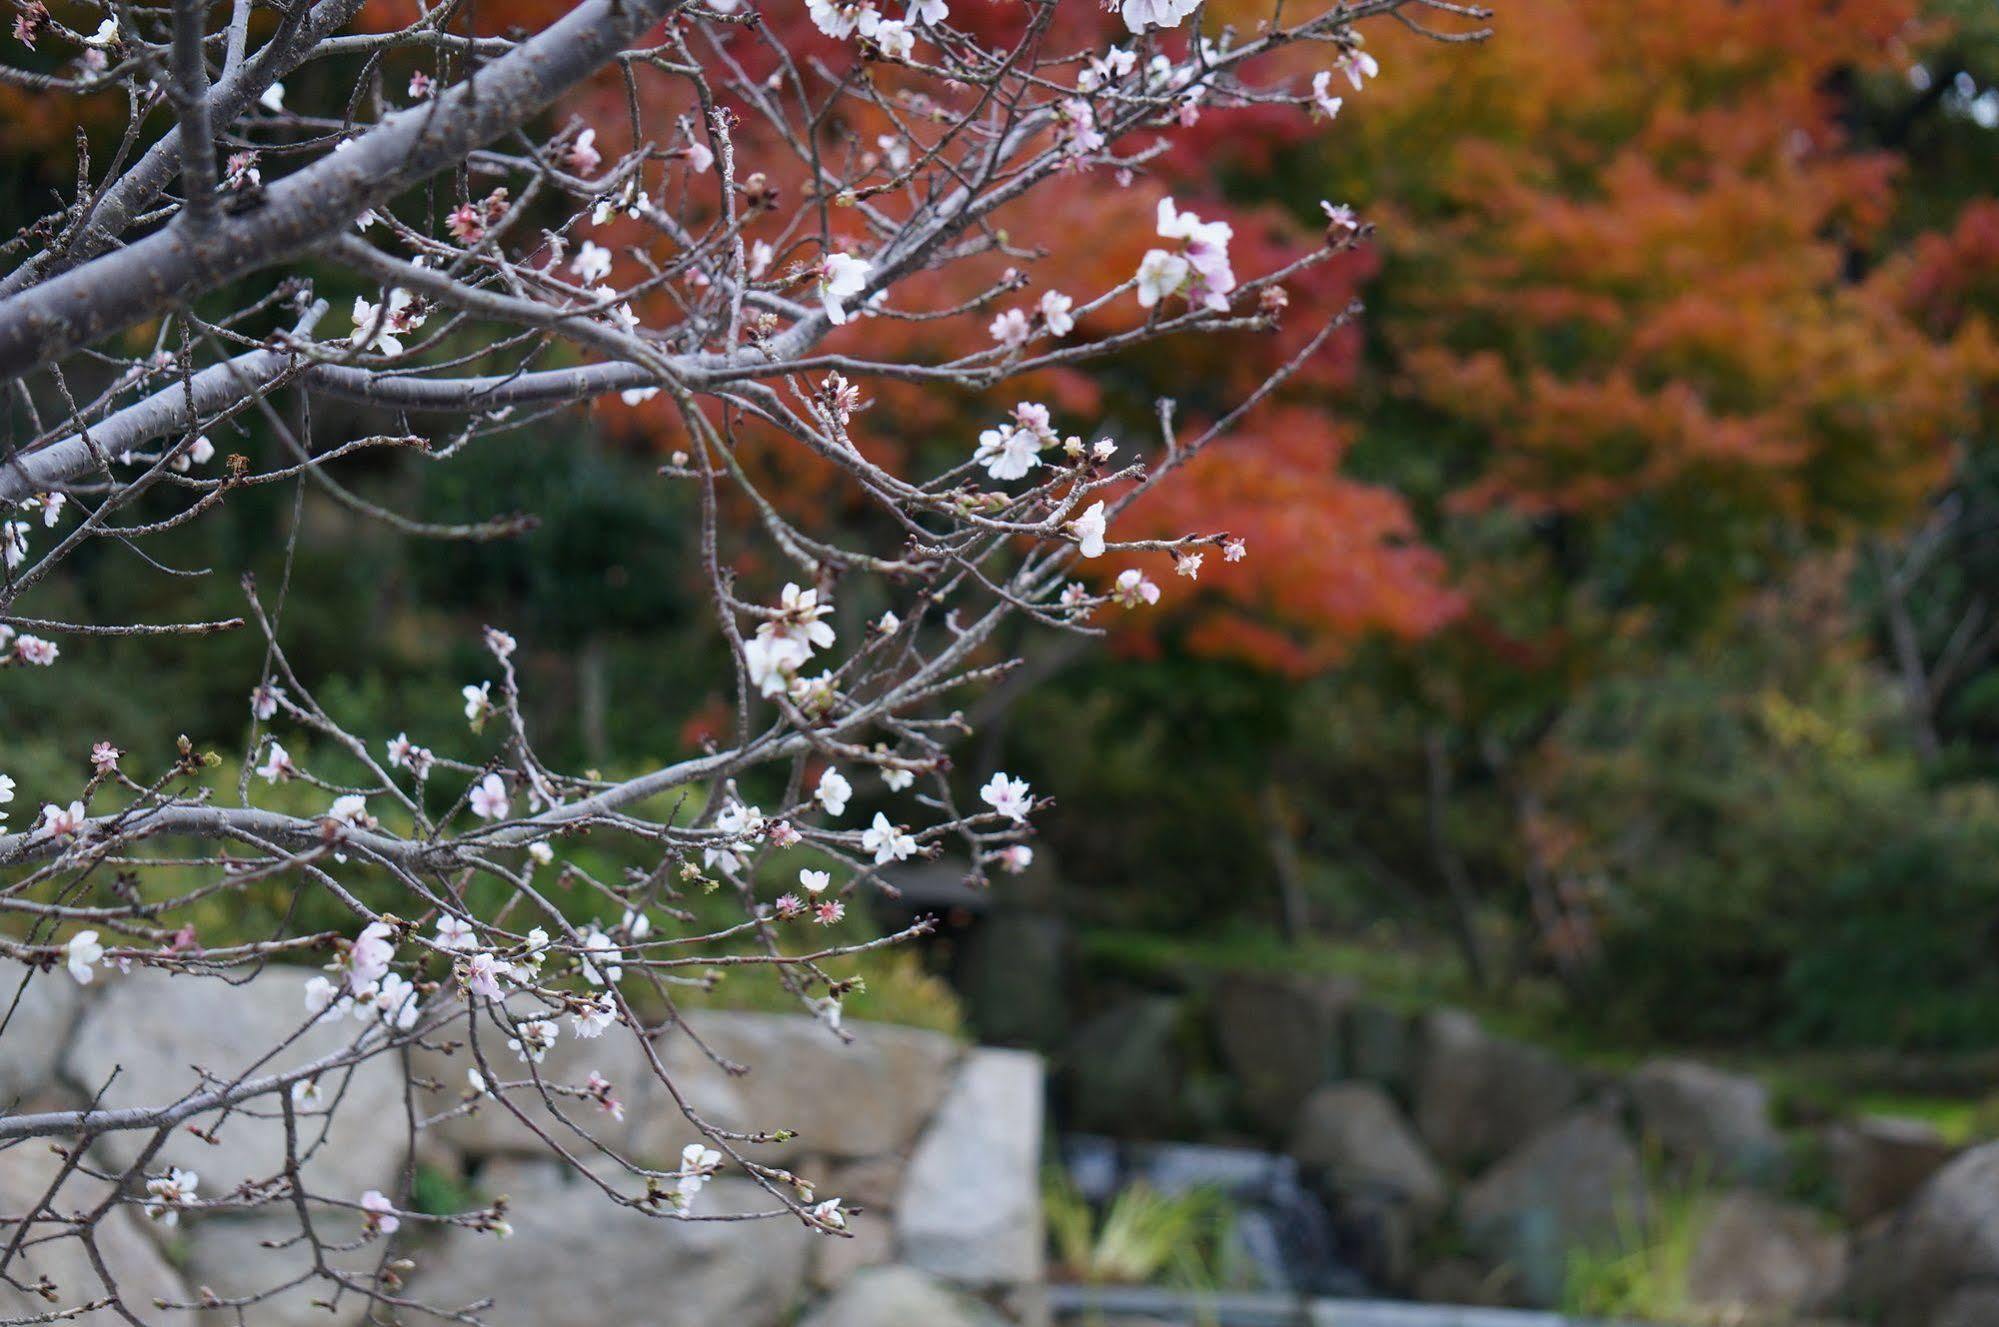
[0, 0, 682, 381]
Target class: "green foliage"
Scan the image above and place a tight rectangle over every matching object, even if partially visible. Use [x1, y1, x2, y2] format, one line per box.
[1551, 636, 1999, 1050]
[676, 946, 967, 1038]
[1559, 1185, 1705, 1322]
[1010, 653, 1295, 931]
[1043, 1170, 1241, 1292]
[410, 1162, 482, 1218]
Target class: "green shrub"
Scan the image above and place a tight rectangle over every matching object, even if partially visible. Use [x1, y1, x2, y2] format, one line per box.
[1560, 1183, 1705, 1321]
[1044, 1170, 1242, 1292]
[1550, 650, 1999, 1051]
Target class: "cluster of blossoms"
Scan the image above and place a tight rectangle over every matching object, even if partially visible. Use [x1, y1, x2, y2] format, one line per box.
[989, 290, 1077, 350]
[0, 623, 59, 666]
[805, 0, 943, 49]
[974, 402, 1081, 482]
[1137, 198, 1238, 313]
[142, 1168, 198, 1228]
[303, 920, 420, 1031]
[349, 287, 428, 356]
[743, 582, 838, 700]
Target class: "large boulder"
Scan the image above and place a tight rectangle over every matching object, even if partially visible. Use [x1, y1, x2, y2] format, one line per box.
[179, 1208, 380, 1327]
[1825, 1115, 1959, 1225]
[1839, 1140, 1999, 1327]
[1061, 997, 1189, 1138]
[1212, 974, 1352, 1135]
[411, 1163, 812, 1327]
[0, 1140, 188, 1323]
[797, 1265, 1010, 1327]
[420, 1011, 961, 1169]
[1629, 1058, 1785, 1184]
[895, 1048, 1044, 1287]
[0, 959, 87, 1108]
[60, 966, 407, 1196]
[636, 1014, 961, 1166]
[1287, 1083, 1446, 1221]
[416, 990, 661, 1159]
[1289, 1083, 1447, 1293]
[818, 1153, 909, 1211]
[1413, 1010, 1579, 1172]
[1458, 1110, 1644, 1307]
[808, 1214, 892, 1291]
[1685, 1191, 1845, 1318]
[1342, 1001, 1414, 1098]
[1935, 1288, 1999, 1327]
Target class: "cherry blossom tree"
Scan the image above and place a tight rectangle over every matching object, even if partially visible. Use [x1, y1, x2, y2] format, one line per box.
[0, 0, 1483, 1319]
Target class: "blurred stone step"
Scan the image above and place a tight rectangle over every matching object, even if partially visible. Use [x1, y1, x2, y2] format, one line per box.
[1046, 1284, 1633, 1327]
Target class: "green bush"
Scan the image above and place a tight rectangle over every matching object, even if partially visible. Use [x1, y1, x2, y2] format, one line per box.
[1553, 650, 1999, 1051]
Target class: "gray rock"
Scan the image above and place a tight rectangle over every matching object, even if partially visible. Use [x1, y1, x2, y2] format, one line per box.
[1685, 1191, 1845, 1317]
[0, 1140, 187, 1323]
[797, 1265, 1009, 1327]
[1839, 1140, 1999, 1327]
[0, 959, 87, 1108]
[411, 1164, 811, 1327]
[60, 966, 406, 1195]
[1288, 1083, 1446, 1221]
[818, 1153, 908, 1211]
[1458, 1110, 1644, 1307]
[1411, 1257, 1523, 1308]
[895, 1048, 1044, 1287]
[1212, 974, 1352, 1135]
[1343, 1001, 1414, 1097]
[1414, 1010, 1579, 1172]
[1825, 1115, 1958, 1225]
[423, 1011, 961, 1169]
[416, 994, 661, 1159]
[179, 1208, 379, 1327]
[637, 1013, 961, 1166]
[1629, 1058, 1785, 1184]
[1062, 997, 1188, 1137]
[807, 1215, 892, 1291]
[1934, 1288, 1999, 1327]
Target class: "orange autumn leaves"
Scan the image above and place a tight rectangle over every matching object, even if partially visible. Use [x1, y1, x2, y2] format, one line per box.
[553, 0, 1462, 674]
[1340, 0, 1989, 540]
[343, 0, 1994, 678]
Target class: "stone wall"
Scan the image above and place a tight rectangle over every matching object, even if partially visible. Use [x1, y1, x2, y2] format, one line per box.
[0, 961, 1045, 1327]
[1059, 973, 1986, 1325]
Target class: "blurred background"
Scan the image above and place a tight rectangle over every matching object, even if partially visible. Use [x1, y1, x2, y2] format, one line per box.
[6, 0, 1999, 1320]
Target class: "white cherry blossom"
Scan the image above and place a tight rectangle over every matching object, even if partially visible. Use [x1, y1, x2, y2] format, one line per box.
[143, 1169, 197, 1227]
[1070, 501, 1109, 558]
[975, 421, 1041, 481]
[572, 992, 618, 1038]
[469, 773, 510, 821]
[507, 1017, 558, 1063]
[817, 252, 872, 324]
[360, 1189, 400, 1236]
[1040, 290, 1075, 336]
[861, 812, 917, 864]
[64, 930, 103, 984]
[979, 772, 1033, 823]
[38, 800, 84, 840]
[1136, 249, 1191, 307]
[572, 240, 613, 284]
[1311, 70, 1344, 121]
[1113, 567, 1161, 607]
[816, 767, 852, 817]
